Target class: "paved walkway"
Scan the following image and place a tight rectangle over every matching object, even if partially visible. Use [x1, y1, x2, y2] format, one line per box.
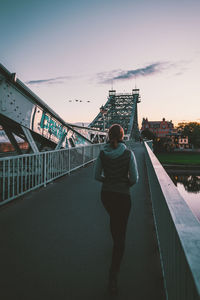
[0, 143, 165, 300]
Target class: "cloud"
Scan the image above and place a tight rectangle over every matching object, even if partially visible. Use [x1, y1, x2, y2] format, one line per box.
[97, 62, 171, 84]
[26, 60, 183, 87]
[25, 75, 72, 86]
[174, 72, 183, 76]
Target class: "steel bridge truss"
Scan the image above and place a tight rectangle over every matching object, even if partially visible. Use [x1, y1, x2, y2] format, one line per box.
[0, 64, 106, 154]
[89, 89, 141, 140]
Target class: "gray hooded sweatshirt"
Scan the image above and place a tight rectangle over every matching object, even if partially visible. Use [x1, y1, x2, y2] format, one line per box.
[94, 142, 139, 194]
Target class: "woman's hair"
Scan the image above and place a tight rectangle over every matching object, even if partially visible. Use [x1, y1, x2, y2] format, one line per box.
[108, 124, 124, 149]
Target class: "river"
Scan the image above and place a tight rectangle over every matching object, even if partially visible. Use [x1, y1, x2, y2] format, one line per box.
[166, 171, 200, 222]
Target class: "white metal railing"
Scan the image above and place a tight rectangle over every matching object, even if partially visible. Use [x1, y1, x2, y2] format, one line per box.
[0, 143, 105, 206]
[144, 142, 200, 300]
[144, 139, 153, 150]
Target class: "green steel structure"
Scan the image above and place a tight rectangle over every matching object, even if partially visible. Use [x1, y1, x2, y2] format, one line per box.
[89, 89, 141, 140]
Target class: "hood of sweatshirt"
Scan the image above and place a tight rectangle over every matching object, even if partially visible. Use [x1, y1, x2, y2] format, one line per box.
[103, 142, 127, 159]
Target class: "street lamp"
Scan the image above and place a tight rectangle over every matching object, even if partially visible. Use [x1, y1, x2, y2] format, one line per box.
[100, 105, 107, 131]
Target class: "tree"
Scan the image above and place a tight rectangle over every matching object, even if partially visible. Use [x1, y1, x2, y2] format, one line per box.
[153, 137, 170, 153]
[170, 174, 200, 193]
[141, 129, 156, 141]
[177, 122, 200, 148]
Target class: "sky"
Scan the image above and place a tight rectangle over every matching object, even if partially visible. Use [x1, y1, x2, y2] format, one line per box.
[1, 0, 200, 127]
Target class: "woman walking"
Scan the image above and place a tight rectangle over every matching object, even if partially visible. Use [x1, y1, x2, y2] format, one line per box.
[94, 124, 139, 295]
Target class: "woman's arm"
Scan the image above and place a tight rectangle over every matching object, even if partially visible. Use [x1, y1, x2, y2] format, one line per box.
[94, 156, 105, 182]
[128, 151, 139, 186]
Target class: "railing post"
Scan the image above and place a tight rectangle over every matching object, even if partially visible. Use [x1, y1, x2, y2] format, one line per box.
[2, 160, 5, 201]
[44, 152, 46, 187]
[83, 146, 85, 166]
[69, 148, 71, 175]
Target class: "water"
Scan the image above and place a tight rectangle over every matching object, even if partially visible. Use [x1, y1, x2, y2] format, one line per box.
[167, 172, 200, 222]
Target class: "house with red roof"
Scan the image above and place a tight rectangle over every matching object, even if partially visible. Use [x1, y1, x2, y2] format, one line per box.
[141, 118, 174, 138]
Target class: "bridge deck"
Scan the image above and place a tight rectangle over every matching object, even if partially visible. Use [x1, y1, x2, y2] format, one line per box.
[0, 143, 165, 300]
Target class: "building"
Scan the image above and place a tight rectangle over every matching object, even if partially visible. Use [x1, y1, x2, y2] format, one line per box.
[178, 136, 189, 149]
[141, 117, 174, 138]
[165, 133, 189, 150]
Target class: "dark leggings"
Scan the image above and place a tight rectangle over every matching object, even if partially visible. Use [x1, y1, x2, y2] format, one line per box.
[101, 190, 131, 273]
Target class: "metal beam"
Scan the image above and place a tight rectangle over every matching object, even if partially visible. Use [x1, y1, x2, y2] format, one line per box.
[55, 133, 67, 150]
[3, 127, 22, 154]
[0, 63, 106, 149]
[89, 90, 141, 139]
[21, 126, 39, 153]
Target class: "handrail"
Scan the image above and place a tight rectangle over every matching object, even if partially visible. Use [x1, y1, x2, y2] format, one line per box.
[0, 143, 102, 161]
[144, 141, 200, 299]
[0, 143, 105, 206]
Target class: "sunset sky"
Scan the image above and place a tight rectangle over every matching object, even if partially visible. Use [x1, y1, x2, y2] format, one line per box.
[1, 0, 200, 127]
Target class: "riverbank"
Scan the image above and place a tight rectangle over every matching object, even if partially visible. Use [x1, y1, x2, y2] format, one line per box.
[163, 166, 200, 174]
[156, 152, 200, 166]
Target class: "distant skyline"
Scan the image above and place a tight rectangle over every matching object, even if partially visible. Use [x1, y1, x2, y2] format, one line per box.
[1, 0, 200, 127]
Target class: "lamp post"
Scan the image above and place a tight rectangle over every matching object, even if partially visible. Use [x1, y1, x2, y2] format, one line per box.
[100, 105, 107, 131]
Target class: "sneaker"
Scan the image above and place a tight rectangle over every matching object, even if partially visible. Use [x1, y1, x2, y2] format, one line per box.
[108, 271, 118, 295]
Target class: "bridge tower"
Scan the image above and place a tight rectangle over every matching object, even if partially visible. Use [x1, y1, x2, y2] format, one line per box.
[89, 89, 141, 140]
